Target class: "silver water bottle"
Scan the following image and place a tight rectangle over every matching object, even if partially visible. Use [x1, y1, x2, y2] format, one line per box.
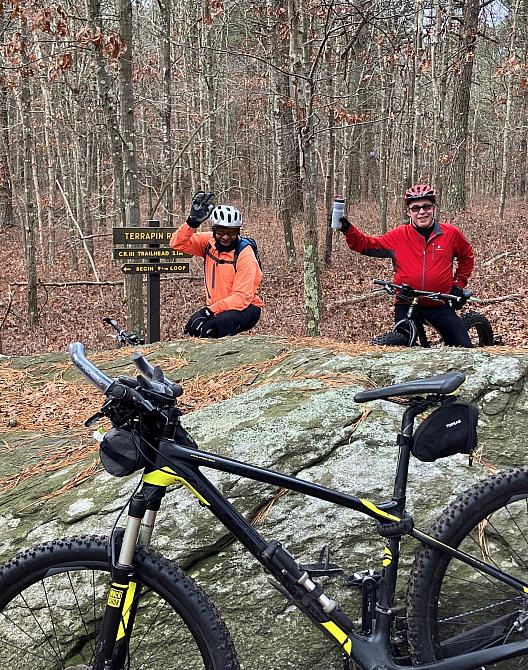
[331, 196, 346, 229]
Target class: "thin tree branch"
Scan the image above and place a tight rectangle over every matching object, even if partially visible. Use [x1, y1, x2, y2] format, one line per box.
[56, 179, 104, 300]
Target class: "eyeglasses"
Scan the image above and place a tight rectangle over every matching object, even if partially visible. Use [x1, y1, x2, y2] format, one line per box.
[408, 204, 434, 212]
[214, 228, 239, 238]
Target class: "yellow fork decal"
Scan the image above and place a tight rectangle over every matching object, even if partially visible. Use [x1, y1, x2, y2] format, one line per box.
[359, 498, 400, 522]
[322, 621, 352, 655]
[383, 546, 393, 567]
[116, 581, 138, 641]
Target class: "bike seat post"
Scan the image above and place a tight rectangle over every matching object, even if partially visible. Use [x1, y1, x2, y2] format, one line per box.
[392, 404, 423, 505]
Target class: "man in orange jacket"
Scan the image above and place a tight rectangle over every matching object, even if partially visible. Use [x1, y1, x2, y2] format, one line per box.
[170, 192, 263, 338]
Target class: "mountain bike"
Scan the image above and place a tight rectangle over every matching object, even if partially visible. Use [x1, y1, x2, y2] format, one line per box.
[103, 316, 145, 347]
[1, 343, 527, 669]
[371, 280, 497, 347]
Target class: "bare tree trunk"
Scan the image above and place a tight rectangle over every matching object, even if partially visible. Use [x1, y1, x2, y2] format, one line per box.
[0, 82, 14, 231]
[323, 44, 336, 268]
[498, 0, 521, 220]
[269, 0, 296, 265]
[18, 28, 38, 325]
[411, 0, 424, 182]
[377, 42, 389, 233]
[431, 0, 452, 199]
[119, 0, 144, 335]
[444, 0, 479, 212]
[289, 0, 321, 336]
[159, 0, 173, 225]
[88, 0, 126, 228]
[39, 85, 57, 261]
[202, 1, 218, 192]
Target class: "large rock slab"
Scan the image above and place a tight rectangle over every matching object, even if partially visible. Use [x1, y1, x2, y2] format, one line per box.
[1, 336, 527, 668]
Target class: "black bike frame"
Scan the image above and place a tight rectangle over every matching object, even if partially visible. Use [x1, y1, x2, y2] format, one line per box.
[395, 300, 431, 347]
[126, 405, 528, 670]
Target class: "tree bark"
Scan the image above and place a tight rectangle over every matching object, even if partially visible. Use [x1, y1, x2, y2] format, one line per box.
[119, 0, 144, 335]
[289, 0, 321, 336]
[18, 26, 38, 325]
[444, 0, 479, 212]
[0, 81, 14, 231]
[159, 0, 173, 225]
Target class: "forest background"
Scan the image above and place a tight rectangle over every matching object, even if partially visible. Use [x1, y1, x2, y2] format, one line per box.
[0, 0, 527, 356]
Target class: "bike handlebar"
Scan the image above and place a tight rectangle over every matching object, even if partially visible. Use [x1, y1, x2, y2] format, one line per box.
[68, 342, 180, 413]
[373, 280, 472, 303]
[102, 317, 145, 346]
[131, 352, 183, 398]
[69, 342, 113, 392]
[107, 381, 155, 413]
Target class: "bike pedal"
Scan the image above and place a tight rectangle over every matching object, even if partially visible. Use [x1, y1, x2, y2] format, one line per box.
[346, 568, 382, 589]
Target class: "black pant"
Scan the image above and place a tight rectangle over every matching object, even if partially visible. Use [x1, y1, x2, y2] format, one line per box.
[202, 305, 261, 338]
[394, 302, 472, 347]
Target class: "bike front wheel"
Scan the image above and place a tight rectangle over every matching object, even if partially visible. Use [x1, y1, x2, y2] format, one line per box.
[371, 331, 410, 346]
[406, 466, 528, 668]
[0, 535, 239, 670]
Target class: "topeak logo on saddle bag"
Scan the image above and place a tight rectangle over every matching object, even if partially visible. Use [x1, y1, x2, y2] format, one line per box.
[411, 400, 478, 462]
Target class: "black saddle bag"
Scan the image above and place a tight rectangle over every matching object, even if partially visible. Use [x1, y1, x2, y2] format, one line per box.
[411, 400, 478, 462]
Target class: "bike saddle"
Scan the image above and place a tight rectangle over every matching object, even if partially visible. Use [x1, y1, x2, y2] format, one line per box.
[354, 371, 465, 403]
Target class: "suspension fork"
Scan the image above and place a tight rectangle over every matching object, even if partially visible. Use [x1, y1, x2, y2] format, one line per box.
[93, 485, 166, 670]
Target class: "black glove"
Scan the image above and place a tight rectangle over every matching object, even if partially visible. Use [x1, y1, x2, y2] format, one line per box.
[334, 216, 351, 233]
[184, 307, 214, 337]
[187, 191, 216, 228]
[450, 285, 471, 310]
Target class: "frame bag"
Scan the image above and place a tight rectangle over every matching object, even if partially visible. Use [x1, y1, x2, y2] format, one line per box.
[411, 400, 478, 462]
[100, 426, 145, 477]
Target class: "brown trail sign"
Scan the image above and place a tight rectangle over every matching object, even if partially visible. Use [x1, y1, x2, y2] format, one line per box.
[112, 221, 194, 343]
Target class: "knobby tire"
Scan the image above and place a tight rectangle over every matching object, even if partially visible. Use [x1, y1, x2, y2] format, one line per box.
[460, 311, 495, 347]
[0, 535, 239, 670]
[406, 466, 528, 669]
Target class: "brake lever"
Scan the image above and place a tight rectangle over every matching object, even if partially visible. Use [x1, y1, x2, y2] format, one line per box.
[85, 410, 105, 428]
[137, 374, 174, 398]
[131, 353, 183, 397]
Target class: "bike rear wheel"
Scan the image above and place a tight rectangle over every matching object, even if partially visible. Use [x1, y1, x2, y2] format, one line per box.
[406, 466, 528, 668]
[0, 535, 239, 670]
[460, 310, 494, 346]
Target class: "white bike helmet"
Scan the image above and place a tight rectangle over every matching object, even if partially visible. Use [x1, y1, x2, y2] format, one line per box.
[211, 205, 243, 228]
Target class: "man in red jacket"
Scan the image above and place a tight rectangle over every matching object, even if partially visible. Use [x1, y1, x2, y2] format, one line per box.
[170, 192, 263, 339]
[334, 184, 474, 346]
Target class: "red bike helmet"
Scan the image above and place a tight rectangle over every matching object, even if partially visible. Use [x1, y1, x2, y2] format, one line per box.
[404, 184, 437, 204]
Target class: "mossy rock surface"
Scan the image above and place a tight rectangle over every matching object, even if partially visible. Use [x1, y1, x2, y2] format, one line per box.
[1, 336, 527, 669]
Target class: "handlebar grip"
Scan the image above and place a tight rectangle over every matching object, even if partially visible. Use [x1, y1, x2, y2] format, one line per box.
[107, 382, 155, 412]
[69, 342, 113, 392]
[131, 352, 158, 379]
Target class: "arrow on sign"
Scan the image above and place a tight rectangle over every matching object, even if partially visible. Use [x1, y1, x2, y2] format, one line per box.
[121, 263, 190, 274]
